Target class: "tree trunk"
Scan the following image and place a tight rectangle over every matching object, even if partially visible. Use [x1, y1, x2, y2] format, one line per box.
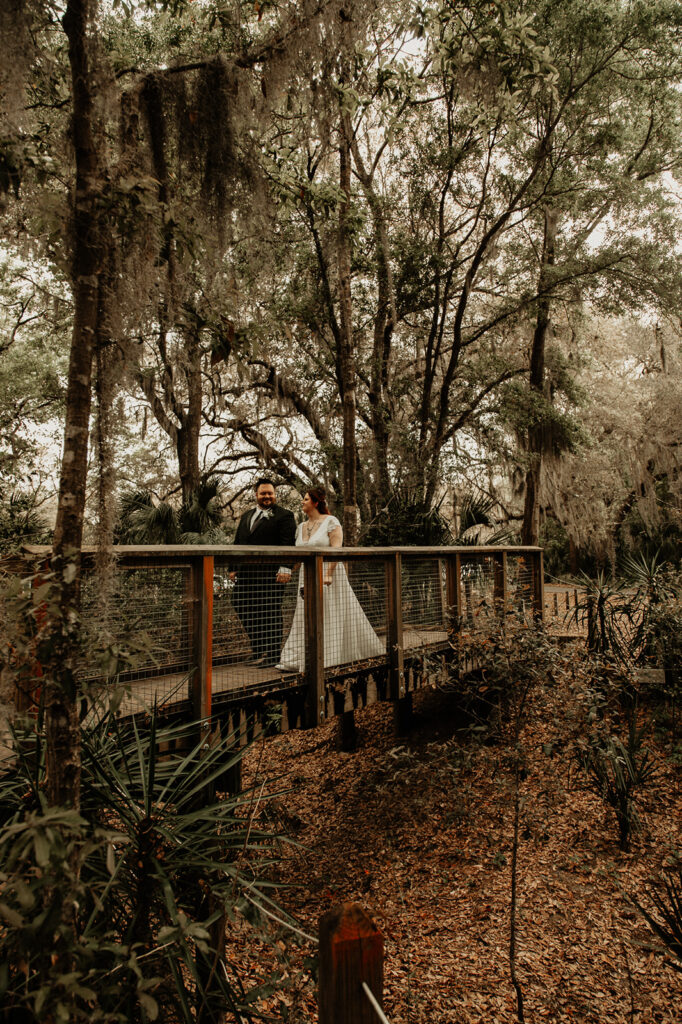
[46, 0, 105, 810]
[178, 424, 201, 505]
[137, 323, 203, 505]
[178, 326, 203, 503]
[337, 111, 360, 544]
[349, 136, 395, 506]
[521, 206, 558, 546]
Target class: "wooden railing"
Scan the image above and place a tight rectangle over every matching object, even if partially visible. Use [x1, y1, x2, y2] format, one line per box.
[17, 544, 544, 731]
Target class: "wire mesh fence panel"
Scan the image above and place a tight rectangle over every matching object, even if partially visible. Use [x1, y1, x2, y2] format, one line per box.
[278, 557, 387, 674]
[211, 564, 248, 664]
[458, 554, 498, 631]
[505, 553, 539, 622]
[212, 558, 299, 694]
[79, 562, 193, 683]
[347, 560, 387, 633]
[401, 558, 447, 649]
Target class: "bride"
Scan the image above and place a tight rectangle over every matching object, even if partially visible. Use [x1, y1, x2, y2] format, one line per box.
[277, 487, 385, 672]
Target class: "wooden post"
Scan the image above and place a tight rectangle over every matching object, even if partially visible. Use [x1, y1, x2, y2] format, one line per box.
[394, 690, 413, 737]
[493, 551, 507, 617]
[305, 554, 325, 728]
[215, 711, 243, 795]
[444, 553, 462, 674]
[531, 549, 544, 624]
[318, 903, 383, 1024]
[386, 553, 404, 700]
[386, 553, 409, 735]
[339, 707, 357, 751]
[191, 555, 214, 725]
[190, 555, 214, 783]
[445, 553, 462, 627]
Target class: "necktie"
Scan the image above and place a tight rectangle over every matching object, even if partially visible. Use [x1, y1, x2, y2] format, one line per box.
[250, 508, 262, 532]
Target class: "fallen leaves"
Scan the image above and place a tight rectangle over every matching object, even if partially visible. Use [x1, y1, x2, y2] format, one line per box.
[227, 671, 682, 1023]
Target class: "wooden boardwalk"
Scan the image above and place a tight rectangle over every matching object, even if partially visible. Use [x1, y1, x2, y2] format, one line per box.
[99, 583, 585, 736]
[16, 542, 547, 737]
[112, 628, 450, 721]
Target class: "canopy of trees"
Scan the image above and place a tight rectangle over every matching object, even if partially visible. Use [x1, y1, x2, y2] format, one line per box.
[2, 0, 680, 567]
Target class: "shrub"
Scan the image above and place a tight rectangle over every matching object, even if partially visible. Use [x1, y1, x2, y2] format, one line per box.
[449, 615, 562, 741]
[567, 570, 633, 663]
[361, 492, 452, 546]
[0, 490, 51, 555]
[576, 719, 656, 851]
[0, 707, 293, 1023]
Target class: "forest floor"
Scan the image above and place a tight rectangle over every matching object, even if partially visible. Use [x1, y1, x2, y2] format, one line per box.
[230, 644, 682, 1024]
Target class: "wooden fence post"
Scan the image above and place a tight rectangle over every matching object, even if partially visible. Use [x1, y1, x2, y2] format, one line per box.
[189, 554, 227, 1019]
[531, 549, 544, 624]
[445, 553, 462, 673]
[493, 551, 508, 617]
[305, 554, 325, 728]
[190, 554, 215, 792]
[190, 554, 214, 727]
[445, 553, 462, 626]
[386, 552, 409, 735]
[318, 903, 384, 1024]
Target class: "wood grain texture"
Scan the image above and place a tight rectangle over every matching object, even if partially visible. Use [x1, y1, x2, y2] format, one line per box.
[318, 903, 383, 1024]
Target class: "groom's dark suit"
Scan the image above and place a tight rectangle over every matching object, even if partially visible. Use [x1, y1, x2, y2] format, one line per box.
[232, 504, 296, 664]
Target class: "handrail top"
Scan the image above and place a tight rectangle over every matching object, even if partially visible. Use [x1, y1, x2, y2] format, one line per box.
[21, 542, 542, 559]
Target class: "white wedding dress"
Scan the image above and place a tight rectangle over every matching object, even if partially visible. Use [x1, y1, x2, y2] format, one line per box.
[277, 515, 385, 672]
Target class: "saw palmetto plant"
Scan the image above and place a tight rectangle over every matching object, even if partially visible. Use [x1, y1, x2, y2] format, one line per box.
[628, 860, 682, 974]
[0, 705, 294, 1023]
[576, 719, 657, 852]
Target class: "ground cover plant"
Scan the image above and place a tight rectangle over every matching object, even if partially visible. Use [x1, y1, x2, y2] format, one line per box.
[229, 631, 682, 1023]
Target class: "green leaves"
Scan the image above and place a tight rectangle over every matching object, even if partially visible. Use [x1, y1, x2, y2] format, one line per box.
[576, 719, 657, 851]
[628, 858, 682, 973]
[361, 492, 452, 546]
[0, 708, 298, 1021]
[114, 479, 227, 545]
[411, 0, 558, 105]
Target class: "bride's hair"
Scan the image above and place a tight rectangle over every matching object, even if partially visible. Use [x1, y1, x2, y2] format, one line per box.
[308, 487, 329, 514]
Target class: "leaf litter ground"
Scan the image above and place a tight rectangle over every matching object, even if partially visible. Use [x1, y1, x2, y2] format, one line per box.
[230, 658, 682, 1023]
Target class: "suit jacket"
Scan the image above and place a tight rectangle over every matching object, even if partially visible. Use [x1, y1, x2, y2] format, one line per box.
[233, 505, 297, 549]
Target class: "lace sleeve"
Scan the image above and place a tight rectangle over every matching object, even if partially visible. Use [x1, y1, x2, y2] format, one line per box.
[326, 515, 342, 537]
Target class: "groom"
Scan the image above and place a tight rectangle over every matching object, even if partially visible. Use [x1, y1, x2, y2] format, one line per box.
[231, 478, 297, 666]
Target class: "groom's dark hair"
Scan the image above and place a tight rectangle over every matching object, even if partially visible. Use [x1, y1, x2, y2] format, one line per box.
[254, 477, 275, 490]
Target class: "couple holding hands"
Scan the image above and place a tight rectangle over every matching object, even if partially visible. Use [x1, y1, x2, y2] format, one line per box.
[231, 479, 384, 671]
